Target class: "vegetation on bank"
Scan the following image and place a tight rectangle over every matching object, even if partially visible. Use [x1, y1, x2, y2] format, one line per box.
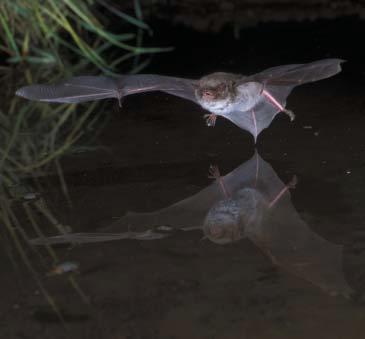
[0, 1, 166, 320]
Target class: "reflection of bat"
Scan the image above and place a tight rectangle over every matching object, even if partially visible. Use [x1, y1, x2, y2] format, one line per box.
[30, 152, 352, 298]
[16, 59, 343, 141]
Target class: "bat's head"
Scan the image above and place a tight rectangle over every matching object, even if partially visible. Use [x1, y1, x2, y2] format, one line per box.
[203, 199, 244, 245]
[203, 188, 265, 244]
[196, 72, 240, 113]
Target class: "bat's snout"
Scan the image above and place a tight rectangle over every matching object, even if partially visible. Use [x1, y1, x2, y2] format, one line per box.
[201, 90, 216, 101]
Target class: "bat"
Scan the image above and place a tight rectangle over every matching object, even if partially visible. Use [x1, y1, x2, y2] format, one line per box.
[30, 152, 353, 298]
[16, 59, 344, 142]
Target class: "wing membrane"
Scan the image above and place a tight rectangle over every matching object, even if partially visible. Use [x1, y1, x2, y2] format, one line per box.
[16, 76, 119, 103]
[119, 74, 198, 103]
[224, 59, 343, 140]
[16, 74, 198, 104]
[250, 58, 344, 86]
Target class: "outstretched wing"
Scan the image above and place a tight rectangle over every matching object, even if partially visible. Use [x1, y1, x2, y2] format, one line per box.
[119, 74, 198, 103]
[16, 74, 199, 104]
[249, 58, 344, 86]
[104, 151, 261, 233]
[28, 152, 261, 245]
[16, 76, 120, 104]
[223, 59, 344, 141]
[29, 230, 170, 245]
[249, 195, 353, 298]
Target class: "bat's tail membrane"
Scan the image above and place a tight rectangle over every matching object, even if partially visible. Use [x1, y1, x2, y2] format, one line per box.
[16, 76, 120, 103]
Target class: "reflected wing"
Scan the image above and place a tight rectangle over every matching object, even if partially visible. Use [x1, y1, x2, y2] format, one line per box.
[16, 74, 199, 104]
[29, 152, 262, 246]
[224, 59, 344, 141]
[104, 152, 262, 232]
[252, 152, 289, 202]
[29, 230, 170, 245]
[247, 183, 353, 298]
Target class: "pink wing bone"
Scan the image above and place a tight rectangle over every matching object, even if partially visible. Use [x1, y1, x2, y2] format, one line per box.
[262, 88, 295, 121]
[268, 175, 297, 209]
[250, 109, 258, 140]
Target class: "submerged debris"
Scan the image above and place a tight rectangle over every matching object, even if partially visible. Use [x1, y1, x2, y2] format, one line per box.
[46, 262, 80, 276]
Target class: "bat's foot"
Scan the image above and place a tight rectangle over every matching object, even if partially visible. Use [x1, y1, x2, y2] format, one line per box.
[262, 89, 295, 121]
[283, 109, 295, 121]
[287, 175, 298, 189]
[204, 113, 217, 127]
[116, 90, 124, 108]
[208, 165, 230, 198]
[208, 165, 221, 180]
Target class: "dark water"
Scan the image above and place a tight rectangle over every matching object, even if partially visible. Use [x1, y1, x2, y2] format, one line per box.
[2, 18, 365, 339]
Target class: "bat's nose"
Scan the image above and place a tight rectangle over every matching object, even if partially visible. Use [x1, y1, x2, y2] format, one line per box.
[202, 90, 215, 100]
[209, 224, 223, 237]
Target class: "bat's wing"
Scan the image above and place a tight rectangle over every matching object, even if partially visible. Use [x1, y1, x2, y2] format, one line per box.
[118, 74, 199, 103]
[29, 153, 261, 245]
[252, 151, 289, 202]
[29, 230, 170, 245]
[16, 76, 121, 104]
[104, 152, 261, 233]
[241, 149, 352, 297]
[247, 182, 353, 298]
[16, 74, 199, 105]
[223, 59, 344, 141]
[250, 58, 344, 86]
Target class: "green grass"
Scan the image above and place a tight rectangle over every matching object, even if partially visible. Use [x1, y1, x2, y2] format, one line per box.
[0, 74, 113, 323]
[0, 0, 172, 73]
[0, 93, 102, 322]
[0, 0, 171, 324]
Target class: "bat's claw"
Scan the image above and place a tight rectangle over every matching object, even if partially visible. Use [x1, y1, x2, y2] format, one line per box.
[287, 175, 298, 189]
[284, 109, 295, 121]
[208, 165, 230, 198]
[204, 113, 217, 127]
[208, 165, 221, 179]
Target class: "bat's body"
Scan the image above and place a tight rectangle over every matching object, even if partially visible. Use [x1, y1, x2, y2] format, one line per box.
[16, 59, 344, 141]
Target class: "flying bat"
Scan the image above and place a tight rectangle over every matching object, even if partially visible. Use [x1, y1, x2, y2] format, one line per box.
[16, 59, 344, 141]
[30, 152, 353, 298]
